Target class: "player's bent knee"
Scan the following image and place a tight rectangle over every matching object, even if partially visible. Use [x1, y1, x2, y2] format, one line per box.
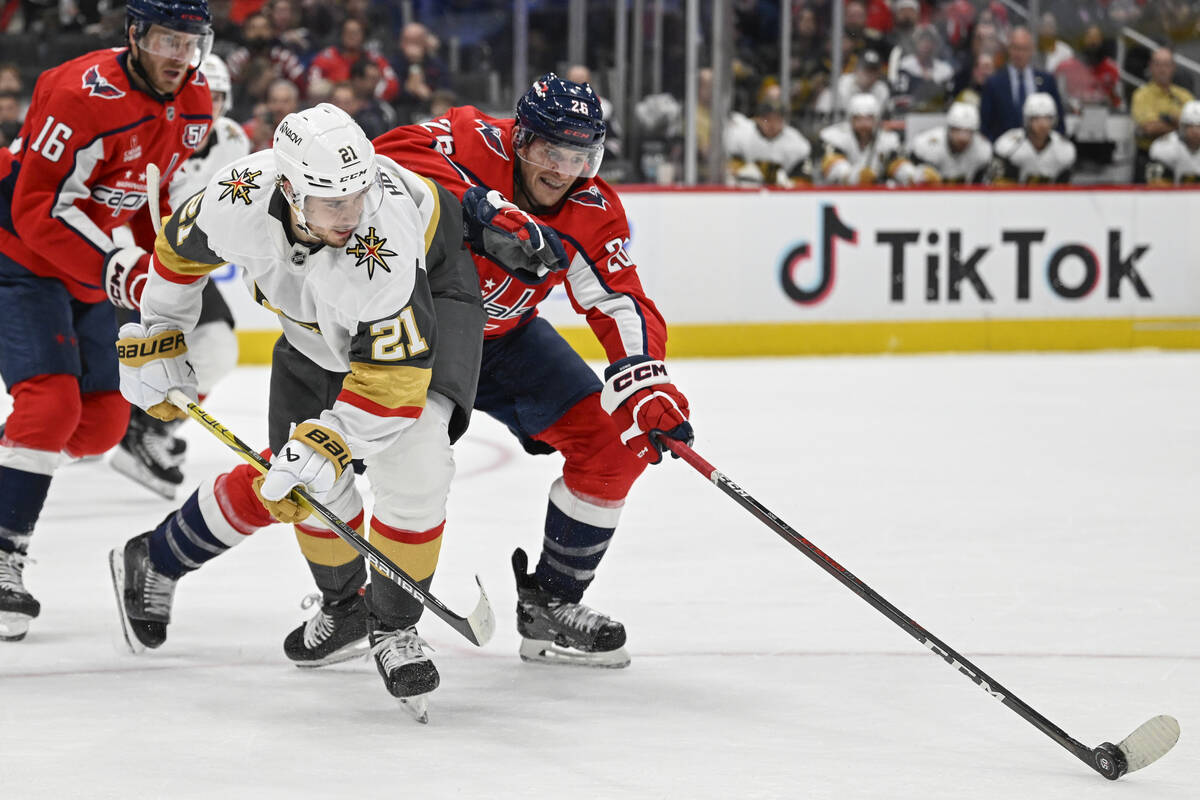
[67, 390, 129, 456]
[5, 375, 83, 452]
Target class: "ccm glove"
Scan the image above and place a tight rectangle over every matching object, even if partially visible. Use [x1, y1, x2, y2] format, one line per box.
[462, 186, 569, 276]
[600, 356, 693, 465]
[116, 322, 196, 421]
[256, 421, 353, 522]
[104, 246, 151, 310]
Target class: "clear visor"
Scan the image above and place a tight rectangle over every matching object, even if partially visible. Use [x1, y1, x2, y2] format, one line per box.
[297, 173, 386, 233]
[138, 25, 213, 68]
[515, 131, 604, 180]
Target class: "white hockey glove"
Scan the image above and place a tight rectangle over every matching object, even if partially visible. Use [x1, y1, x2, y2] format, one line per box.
[255, 421, 353, 523]
[116, 322, 196, 422]
[104, 246, 151, 310]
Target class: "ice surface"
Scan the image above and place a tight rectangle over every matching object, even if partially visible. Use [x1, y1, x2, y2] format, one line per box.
[2, 352, 1196, 798]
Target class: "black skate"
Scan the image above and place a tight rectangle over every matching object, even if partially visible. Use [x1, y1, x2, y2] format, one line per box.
[368, 617, 439, 723]
[109, 531, 179, 654]
[283, 591, 369, 667]
[512, 548, 630, 668]
[110, 410, 186, 500]
[0, 550, 40, 641]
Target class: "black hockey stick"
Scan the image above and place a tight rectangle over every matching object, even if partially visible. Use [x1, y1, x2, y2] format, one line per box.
[166, 390, 495, 647]
[663, 439, 1179, 780]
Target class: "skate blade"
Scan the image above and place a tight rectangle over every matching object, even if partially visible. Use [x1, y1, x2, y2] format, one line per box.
[109, 449, 179, 500]
[0, 611, 32, 641]
[397, 693, 430, 724]
[292, 640, 369, 668]
[107, 548, 145, 655]
[519, 638, 631, 669]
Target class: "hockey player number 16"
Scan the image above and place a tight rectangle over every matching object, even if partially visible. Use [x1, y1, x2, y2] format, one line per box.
[29, 116, 74, 162]
[370, 307, 429, 360]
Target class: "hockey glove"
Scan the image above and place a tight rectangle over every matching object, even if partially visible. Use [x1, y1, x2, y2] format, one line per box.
[116, 322, 196, 422]
[104, 246, 151, 310]
[600, 355, 693, 465]
[256, 421, 353, 522]
[462, 186, 569, 276]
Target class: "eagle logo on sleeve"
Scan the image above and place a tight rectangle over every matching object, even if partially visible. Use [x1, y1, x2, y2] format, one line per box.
[568, 186, 609, 210]
[82, 65, 126, 99]
[217, 167, 262, 205]
[345, 226, 397, 279]
[474, 119, 509, 161]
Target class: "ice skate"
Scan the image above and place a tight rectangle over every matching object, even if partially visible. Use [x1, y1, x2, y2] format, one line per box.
[109, 531, 179, 654]
[368, 618, 439, 723]
[283, 590, 369, 667]
[0, 550, 40, 641]
[110, 411, 186, 500]
[511, 548, 630, 668]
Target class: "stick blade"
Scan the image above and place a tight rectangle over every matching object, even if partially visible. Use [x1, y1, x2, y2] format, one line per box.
[1118, 715, 1180, 775]
[467, 575, 496, 646]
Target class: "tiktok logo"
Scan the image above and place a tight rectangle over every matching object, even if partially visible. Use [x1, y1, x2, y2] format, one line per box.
[779, 205, 857, 305]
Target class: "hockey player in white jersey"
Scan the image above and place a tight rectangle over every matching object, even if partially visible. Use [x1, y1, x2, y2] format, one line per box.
[1147, 100, 1200, 184]
[819, 93, 915, 186]
[108, 105, 484, 719]
[988, 93, 1076, 185]
[907, 102, 992, 184]
[726, 95, 813, 187]
[110, 52, 249, 500]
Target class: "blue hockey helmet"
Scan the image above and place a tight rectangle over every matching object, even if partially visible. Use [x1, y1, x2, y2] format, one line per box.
[127, 0, 213, 68]
[514, 73, 606, 178]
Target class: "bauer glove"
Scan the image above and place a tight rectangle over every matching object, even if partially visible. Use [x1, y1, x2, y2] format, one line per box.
[601, 355, 693, 465]
[256, 421, 353, 522]
[116, 322, 196, 422]
[462, 186, 569, 276]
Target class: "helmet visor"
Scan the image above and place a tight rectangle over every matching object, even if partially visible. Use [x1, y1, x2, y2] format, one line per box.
[299, 172, 386, 232]
[138, 24, 213, 68]
[515, 128, 604, 179]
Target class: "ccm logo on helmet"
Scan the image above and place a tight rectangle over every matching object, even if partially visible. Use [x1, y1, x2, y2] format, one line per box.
[278, 121, 302, 145]
[612, 362, 667, 392]
[339, 168, 367, 183]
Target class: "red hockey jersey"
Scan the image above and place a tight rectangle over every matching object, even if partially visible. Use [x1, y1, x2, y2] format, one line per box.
[372, 106, 667, 363]
[0, 48, 212, 303]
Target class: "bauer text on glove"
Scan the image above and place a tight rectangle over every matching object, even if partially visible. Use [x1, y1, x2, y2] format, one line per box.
[116, 322, 196, 421]
[256, 422, 353, 521]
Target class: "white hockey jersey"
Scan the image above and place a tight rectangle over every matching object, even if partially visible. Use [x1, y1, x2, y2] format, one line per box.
[818, 121, 912, 185]
[1146, 131, 1200, 184]
[167, 116, 251, 210]
[988, 128, 1076, 184]
[142, 150, 443, 458]
[908, 126, 992, 184]
[725, 113, 813, 186]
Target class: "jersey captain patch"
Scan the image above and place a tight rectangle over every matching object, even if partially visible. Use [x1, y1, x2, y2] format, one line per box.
[345, 226, 397, 279]
[217, 167, 262, 205]
[82, 65, 125, 99]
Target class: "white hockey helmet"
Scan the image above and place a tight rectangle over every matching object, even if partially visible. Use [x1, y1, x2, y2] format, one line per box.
[274, 103, 383, 235]
[202, 52, 232, 113]
[1022, 92, 1057, 124]
[847, 92, 881, 120]
[1180, 100, 1200, 128]
[946, 101, 980, 132]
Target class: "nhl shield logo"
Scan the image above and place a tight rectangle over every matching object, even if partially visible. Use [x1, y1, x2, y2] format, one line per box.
[82, 65, 125, 99]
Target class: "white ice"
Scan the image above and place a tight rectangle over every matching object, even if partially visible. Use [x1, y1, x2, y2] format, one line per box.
[2, 352, 1196, 799]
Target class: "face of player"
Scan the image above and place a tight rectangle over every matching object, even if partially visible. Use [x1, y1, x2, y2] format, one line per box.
[1027, 115, 1053, 142]
[516, 137, 598, 209]
[131, 24, 204, 95]
[1183, 124, 1200, 150]
[211, 90, 227, 121]
[851, 114, 876, 143]
[301, 188, 369, 246]
[948, 127, 973, 153]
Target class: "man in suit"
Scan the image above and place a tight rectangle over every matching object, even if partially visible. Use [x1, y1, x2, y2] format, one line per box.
[980, 27, 1065, 141]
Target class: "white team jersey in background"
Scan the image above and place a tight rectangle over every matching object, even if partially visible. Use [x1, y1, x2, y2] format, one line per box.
[1147, 131, 1200, 184]
[818, 122, 908, 185]
[167, 117, 252, 210]
[990, 128, 1076, 183]
[908, 126, 993, 183]
[725, 112, 813, 186]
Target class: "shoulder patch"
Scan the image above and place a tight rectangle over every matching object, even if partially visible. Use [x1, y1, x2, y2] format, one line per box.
[568, 185, 609, 210]
[474, 119, 509, 160]
[82, 64, 125, 99]
[216, 166, 262, 205]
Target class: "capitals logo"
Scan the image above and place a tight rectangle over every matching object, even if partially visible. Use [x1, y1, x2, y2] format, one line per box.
[568, 186, 608, 210]
[82, 65, 125, 99]
[474, 120, 509, 161]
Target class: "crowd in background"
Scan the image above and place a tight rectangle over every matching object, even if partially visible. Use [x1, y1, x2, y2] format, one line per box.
[2, 0, 1200, 187]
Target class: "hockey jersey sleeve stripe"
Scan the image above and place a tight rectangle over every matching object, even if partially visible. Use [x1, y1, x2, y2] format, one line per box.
[153, 238, 226, 278]
[340, 361, 431, 415]
[335, 387, 426, 419]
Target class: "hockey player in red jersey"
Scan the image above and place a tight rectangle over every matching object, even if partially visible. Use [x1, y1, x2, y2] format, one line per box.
[0, 0, 214, 641]
[372, 74, 695, 667]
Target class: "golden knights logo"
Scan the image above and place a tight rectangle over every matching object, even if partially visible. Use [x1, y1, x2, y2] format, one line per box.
[345, 227, 397, 279]
[217, 167, 262, 205]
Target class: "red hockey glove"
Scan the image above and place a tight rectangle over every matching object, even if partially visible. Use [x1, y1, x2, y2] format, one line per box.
[600, 356, 693, 465]
[462, 186, 569, 276]
[104, 246, 151, 310]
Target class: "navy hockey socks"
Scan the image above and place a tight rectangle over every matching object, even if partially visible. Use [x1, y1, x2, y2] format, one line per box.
[534, 488, 620, 603]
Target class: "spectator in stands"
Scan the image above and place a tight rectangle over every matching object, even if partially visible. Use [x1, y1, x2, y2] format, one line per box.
[789, 7, 830, 112]
[0, 91, 21, 149]
[815, 49, 890, 116]
[1036, 12, 1073, 73]
[1054, 25, 1121, 111]
[390, 22, 450, 126]
[308, 17, 399, 103]
[980, 27, 1064, 141]
[1130, 47, 1194, 183]
[819, 93, 915, 185]
[941, 0, 978, 52]
[843, 1, 889, 62]
[241, 77, 299, 152]
[951, 20, 1000, 96]
[265, 0, 310, 56]
[988, 92, 1076, 184]
[726, 89, 813, 187]
[566, 65, 623, 160]
[328, 81, 359, 117]
[429, 89, 457, 120]
[225, 11, 307, 119]
[0, 61, 22, 95]
[893, 24, 955, 113]
[348, 57, 397, 140]
[886, 0, 922, 83]
[908, 101, 993, 184]
[1146, 100, 1200, 184]
[954, 51, 996, 107]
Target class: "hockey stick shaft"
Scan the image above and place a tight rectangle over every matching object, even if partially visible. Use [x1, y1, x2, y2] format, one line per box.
[663, 439, 1121, 778]
[145, 163, 162, 233]
[166, 389, 495, 646]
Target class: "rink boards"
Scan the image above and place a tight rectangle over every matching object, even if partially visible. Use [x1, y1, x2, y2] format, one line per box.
[222, 187, 1200, 361]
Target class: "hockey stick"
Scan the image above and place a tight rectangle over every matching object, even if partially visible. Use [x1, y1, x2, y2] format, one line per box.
[663, 439, 1179, 780]
[145, 162, 162, 232]
[165, 389, 496, 647]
